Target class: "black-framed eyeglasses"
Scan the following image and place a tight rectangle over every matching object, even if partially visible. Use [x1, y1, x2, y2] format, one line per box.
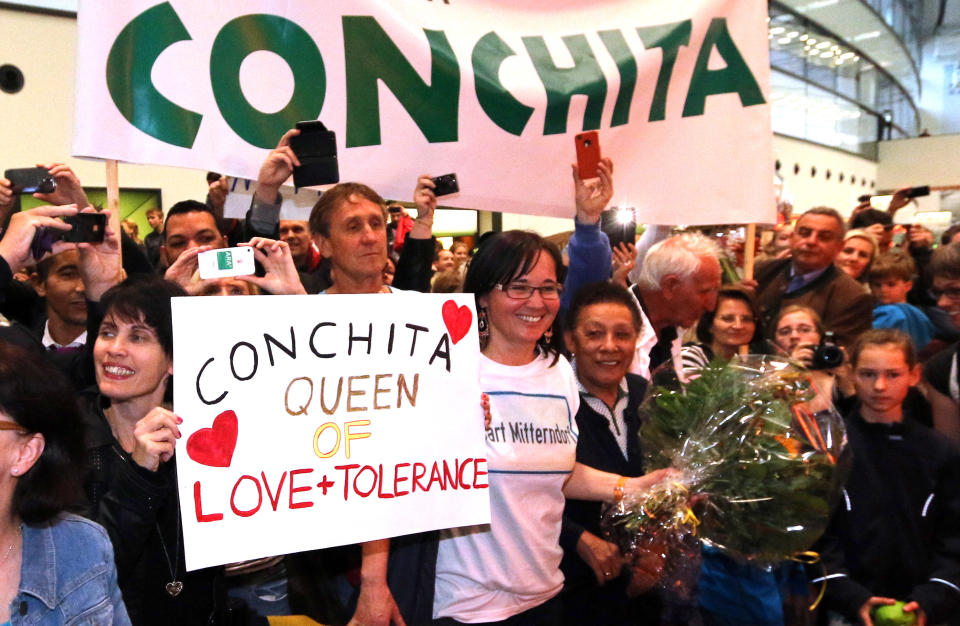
[496, 283, 562, 300]
[931, 287, 960, 301]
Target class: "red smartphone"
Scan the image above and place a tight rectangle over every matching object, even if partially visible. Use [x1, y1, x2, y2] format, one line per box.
[575, 131, 601, 180]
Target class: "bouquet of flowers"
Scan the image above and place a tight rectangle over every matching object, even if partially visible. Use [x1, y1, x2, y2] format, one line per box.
[603, 355, 848, 593]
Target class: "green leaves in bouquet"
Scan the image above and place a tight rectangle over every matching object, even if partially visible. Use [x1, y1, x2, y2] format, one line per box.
[636, 357, 842, 562]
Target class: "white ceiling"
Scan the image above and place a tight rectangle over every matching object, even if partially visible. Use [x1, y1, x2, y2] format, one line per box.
[777, 0, 921, 97]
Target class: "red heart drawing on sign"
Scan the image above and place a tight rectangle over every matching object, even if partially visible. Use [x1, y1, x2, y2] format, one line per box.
[442, 300, 472, 344]
[186, 410, 238, 468]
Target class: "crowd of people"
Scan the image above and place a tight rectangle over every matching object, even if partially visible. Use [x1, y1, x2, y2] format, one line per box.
[0, 129, 959, 626]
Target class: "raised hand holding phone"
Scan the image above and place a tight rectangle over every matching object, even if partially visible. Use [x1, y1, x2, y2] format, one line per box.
[4, 167, 55, 194]
[289, 120, 339, 188]
[575, 131, 601, 180]
[572, 156, 614, 224]
[197, 246, 255, 280]
[0, 204, 78, 272]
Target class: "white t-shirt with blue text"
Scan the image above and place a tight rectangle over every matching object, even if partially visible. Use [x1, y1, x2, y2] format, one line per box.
[433, 352, 580, 622]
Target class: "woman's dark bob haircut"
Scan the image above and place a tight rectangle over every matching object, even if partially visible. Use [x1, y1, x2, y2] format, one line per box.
[695, 287, 760, 346]
[99, 276, 188, 359]
[0, 342, 86, 524]
[463, 230, 565, 362]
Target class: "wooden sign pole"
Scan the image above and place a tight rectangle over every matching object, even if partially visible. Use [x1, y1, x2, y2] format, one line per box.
[105, 159, 123, 269]
[739, 223, 757, 356]
[743, 223, 756, 282]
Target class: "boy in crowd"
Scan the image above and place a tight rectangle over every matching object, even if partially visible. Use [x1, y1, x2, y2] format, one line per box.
[869, 251, 935, 352]
[813, 329, 960, 626]
[143, 207, 164, 268]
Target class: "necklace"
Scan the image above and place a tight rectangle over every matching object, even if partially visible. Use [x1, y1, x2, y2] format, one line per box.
[157, 518, 182, 597]
[157, 467, 183, 597]
[106, 407, 183, 597]
[0, 525, 20, 564]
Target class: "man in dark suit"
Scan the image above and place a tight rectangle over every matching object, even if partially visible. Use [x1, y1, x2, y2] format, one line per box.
[752, 207, 873, 347]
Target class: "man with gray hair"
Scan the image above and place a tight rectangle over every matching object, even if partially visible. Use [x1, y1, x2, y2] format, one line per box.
[628, 232, 722, 379]
[752, 207, 872, 347]
[562, 220, 721, 381]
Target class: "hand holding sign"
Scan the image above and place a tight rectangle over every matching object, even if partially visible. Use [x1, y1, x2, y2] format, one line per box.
[131, 407, 182, 472]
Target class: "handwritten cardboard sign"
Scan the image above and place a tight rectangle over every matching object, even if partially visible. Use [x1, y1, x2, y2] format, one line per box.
[172, 293, 488, 571]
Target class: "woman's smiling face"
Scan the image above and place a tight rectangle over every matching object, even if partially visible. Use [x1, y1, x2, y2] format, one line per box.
[94, 311, 172, 403]
[481, 251, 560, 353]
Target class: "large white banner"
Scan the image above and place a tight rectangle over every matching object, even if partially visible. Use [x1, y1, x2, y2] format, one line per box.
[74, 0, 774, 225]
[172, 293, 488, 571]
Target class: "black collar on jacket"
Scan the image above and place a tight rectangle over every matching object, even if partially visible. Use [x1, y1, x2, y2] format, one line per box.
[576, 373, 648, 469]
[80, 389, 117, 451]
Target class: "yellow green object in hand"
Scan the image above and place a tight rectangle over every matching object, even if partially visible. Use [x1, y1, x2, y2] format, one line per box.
[872, 601, 917, 626]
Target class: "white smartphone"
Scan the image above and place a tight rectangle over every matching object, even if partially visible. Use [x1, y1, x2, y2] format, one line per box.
[197, 247, 255, 280]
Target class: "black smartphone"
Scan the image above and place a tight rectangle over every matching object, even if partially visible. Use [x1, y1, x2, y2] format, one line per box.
[5, 167, 55, 194]
[431, 173, 459, 197]
[600, 207, 636, 249]
[289, 121, 339, 188]
[905, 185, 930, 199]
[62, 213, 106, 243]
[29, 212, 106, 258]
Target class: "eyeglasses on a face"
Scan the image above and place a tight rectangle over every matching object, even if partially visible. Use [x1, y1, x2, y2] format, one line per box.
[495, 283, 562, 300]
[931, 287, 960, 301]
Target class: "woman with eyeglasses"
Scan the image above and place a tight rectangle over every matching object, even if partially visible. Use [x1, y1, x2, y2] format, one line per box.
[0, 341, 130, 625]
[771, 305, 824, 368]
[429, 231, 673, 625]
[771, 305, 884, 421]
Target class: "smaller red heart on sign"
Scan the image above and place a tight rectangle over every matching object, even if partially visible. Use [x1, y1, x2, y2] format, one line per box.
[442, 300, 472, 344]
[186, 410, 238, 468]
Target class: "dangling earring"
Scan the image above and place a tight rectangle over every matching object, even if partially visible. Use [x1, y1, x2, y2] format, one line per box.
[478, 306, 490, 348]
[543, 327, 553, 343]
